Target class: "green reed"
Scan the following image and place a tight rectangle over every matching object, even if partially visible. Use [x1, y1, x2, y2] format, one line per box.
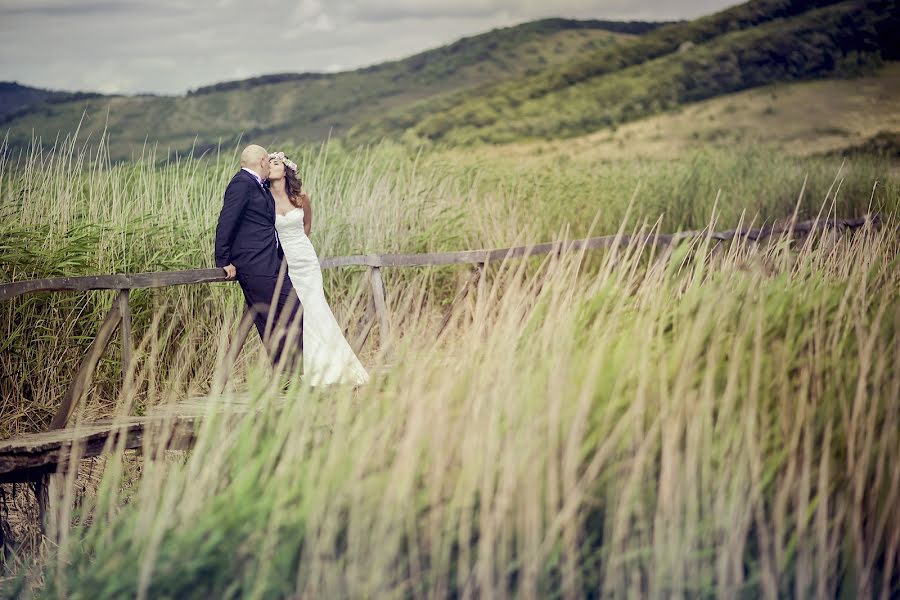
[2, 205, 897, 598]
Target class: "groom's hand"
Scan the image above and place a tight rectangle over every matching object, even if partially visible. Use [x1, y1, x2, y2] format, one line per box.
[223, 264, 237, 279]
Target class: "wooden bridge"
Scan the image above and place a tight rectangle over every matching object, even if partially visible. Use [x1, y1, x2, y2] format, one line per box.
[0, 215, 878, 542]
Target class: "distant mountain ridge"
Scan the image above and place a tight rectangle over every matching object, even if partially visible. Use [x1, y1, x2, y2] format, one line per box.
[0, 82, 102, 121]
[187, 19, 667, 97]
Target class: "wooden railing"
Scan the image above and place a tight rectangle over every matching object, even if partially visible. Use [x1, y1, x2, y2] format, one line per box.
[0, 214, 879, 301]
[0, 217, 873, 418]
[0, 214, 879, 433]
[0, 215, 879, 542]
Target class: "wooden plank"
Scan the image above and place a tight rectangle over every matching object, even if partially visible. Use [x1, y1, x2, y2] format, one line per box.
[0, 417, 199, 483]
[369, 267, 390, 342]
[117, 289, 132, 380]
[0, 268, 228, 301]
[49, 302, 123, 430]
[1, 394, 279, 484]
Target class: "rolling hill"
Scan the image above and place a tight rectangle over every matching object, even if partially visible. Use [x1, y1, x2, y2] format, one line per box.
[346, 0, 900, 146]
[449, 62, 900, 164]
[0, 19, 661, 161]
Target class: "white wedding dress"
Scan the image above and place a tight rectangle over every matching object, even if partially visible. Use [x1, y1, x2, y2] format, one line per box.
[275, 208, 369, 386]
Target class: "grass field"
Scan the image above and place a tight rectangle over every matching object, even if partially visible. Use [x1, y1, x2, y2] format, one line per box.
[1, 133, 898, 596]
[1, 133, 897, 434]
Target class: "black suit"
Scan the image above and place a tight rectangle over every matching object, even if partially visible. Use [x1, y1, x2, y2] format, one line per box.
[215, 169, 303, 368]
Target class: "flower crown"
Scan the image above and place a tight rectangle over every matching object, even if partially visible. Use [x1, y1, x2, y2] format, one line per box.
[269, 151, 298, 173]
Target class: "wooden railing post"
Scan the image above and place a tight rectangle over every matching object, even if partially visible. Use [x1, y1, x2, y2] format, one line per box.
[32, 474, 57, 542]
[474, 259, 488, 317]
[221, 309, 256, 388]
[49, 301, 123, 430]
[117, 289, 132, 381]
[353, 294, 377, 354]
[40, 292, 127, 542]
[369, 266, 390, 344]
[438, 265, 482, 336]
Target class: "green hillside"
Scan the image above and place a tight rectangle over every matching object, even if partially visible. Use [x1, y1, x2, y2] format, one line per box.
[0, 82, 102, 120]
[4, 0, 898, 159]
[347, 0, 900, 145]
[0, 19, 658, 161]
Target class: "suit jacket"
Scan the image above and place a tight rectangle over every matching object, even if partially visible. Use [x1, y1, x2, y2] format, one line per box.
[214, 170, 284, 277]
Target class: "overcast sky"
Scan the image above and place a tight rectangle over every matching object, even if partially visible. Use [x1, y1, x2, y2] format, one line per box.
[0, 0, 740, 95]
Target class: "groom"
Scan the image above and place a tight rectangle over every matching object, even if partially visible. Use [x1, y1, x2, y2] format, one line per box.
[215, 144, 303, 370]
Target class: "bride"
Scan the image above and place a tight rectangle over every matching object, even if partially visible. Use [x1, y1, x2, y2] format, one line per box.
[267, 151, 369, 386]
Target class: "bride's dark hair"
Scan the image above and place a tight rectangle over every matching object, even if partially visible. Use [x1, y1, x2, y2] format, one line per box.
[283, 158, 304, 208]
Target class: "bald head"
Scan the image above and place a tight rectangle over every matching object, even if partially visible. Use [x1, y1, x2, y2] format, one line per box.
[240, 144, 270, 179]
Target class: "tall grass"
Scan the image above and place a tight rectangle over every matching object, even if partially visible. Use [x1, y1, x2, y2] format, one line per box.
[0, 138, 900, 437]
[3, 208, 899, 598]
[0, 134, 898, 596]
[1, 135, 895, 438]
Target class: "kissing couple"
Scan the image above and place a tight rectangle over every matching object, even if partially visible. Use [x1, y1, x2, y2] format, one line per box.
[214, 144, 369, 386]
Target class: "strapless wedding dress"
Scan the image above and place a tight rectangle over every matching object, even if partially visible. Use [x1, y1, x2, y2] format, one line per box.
[275, 208, 369, 386]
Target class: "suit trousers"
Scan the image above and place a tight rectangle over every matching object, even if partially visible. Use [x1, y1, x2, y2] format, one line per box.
[238, 271, 304, 373]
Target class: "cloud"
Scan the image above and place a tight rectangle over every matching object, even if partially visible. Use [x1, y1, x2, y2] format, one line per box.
[291, 0, 325, 21]
[0, 0, 740, 94]
[0, 1, 132, 17]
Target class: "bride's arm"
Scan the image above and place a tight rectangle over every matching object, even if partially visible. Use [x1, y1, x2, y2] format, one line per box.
[301, 193, 313, 236]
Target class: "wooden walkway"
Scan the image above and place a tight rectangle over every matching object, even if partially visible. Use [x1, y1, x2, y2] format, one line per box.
[0, 394, 281, 484]
[0, 215, 880, 538]
[0, 415, 198, 484]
